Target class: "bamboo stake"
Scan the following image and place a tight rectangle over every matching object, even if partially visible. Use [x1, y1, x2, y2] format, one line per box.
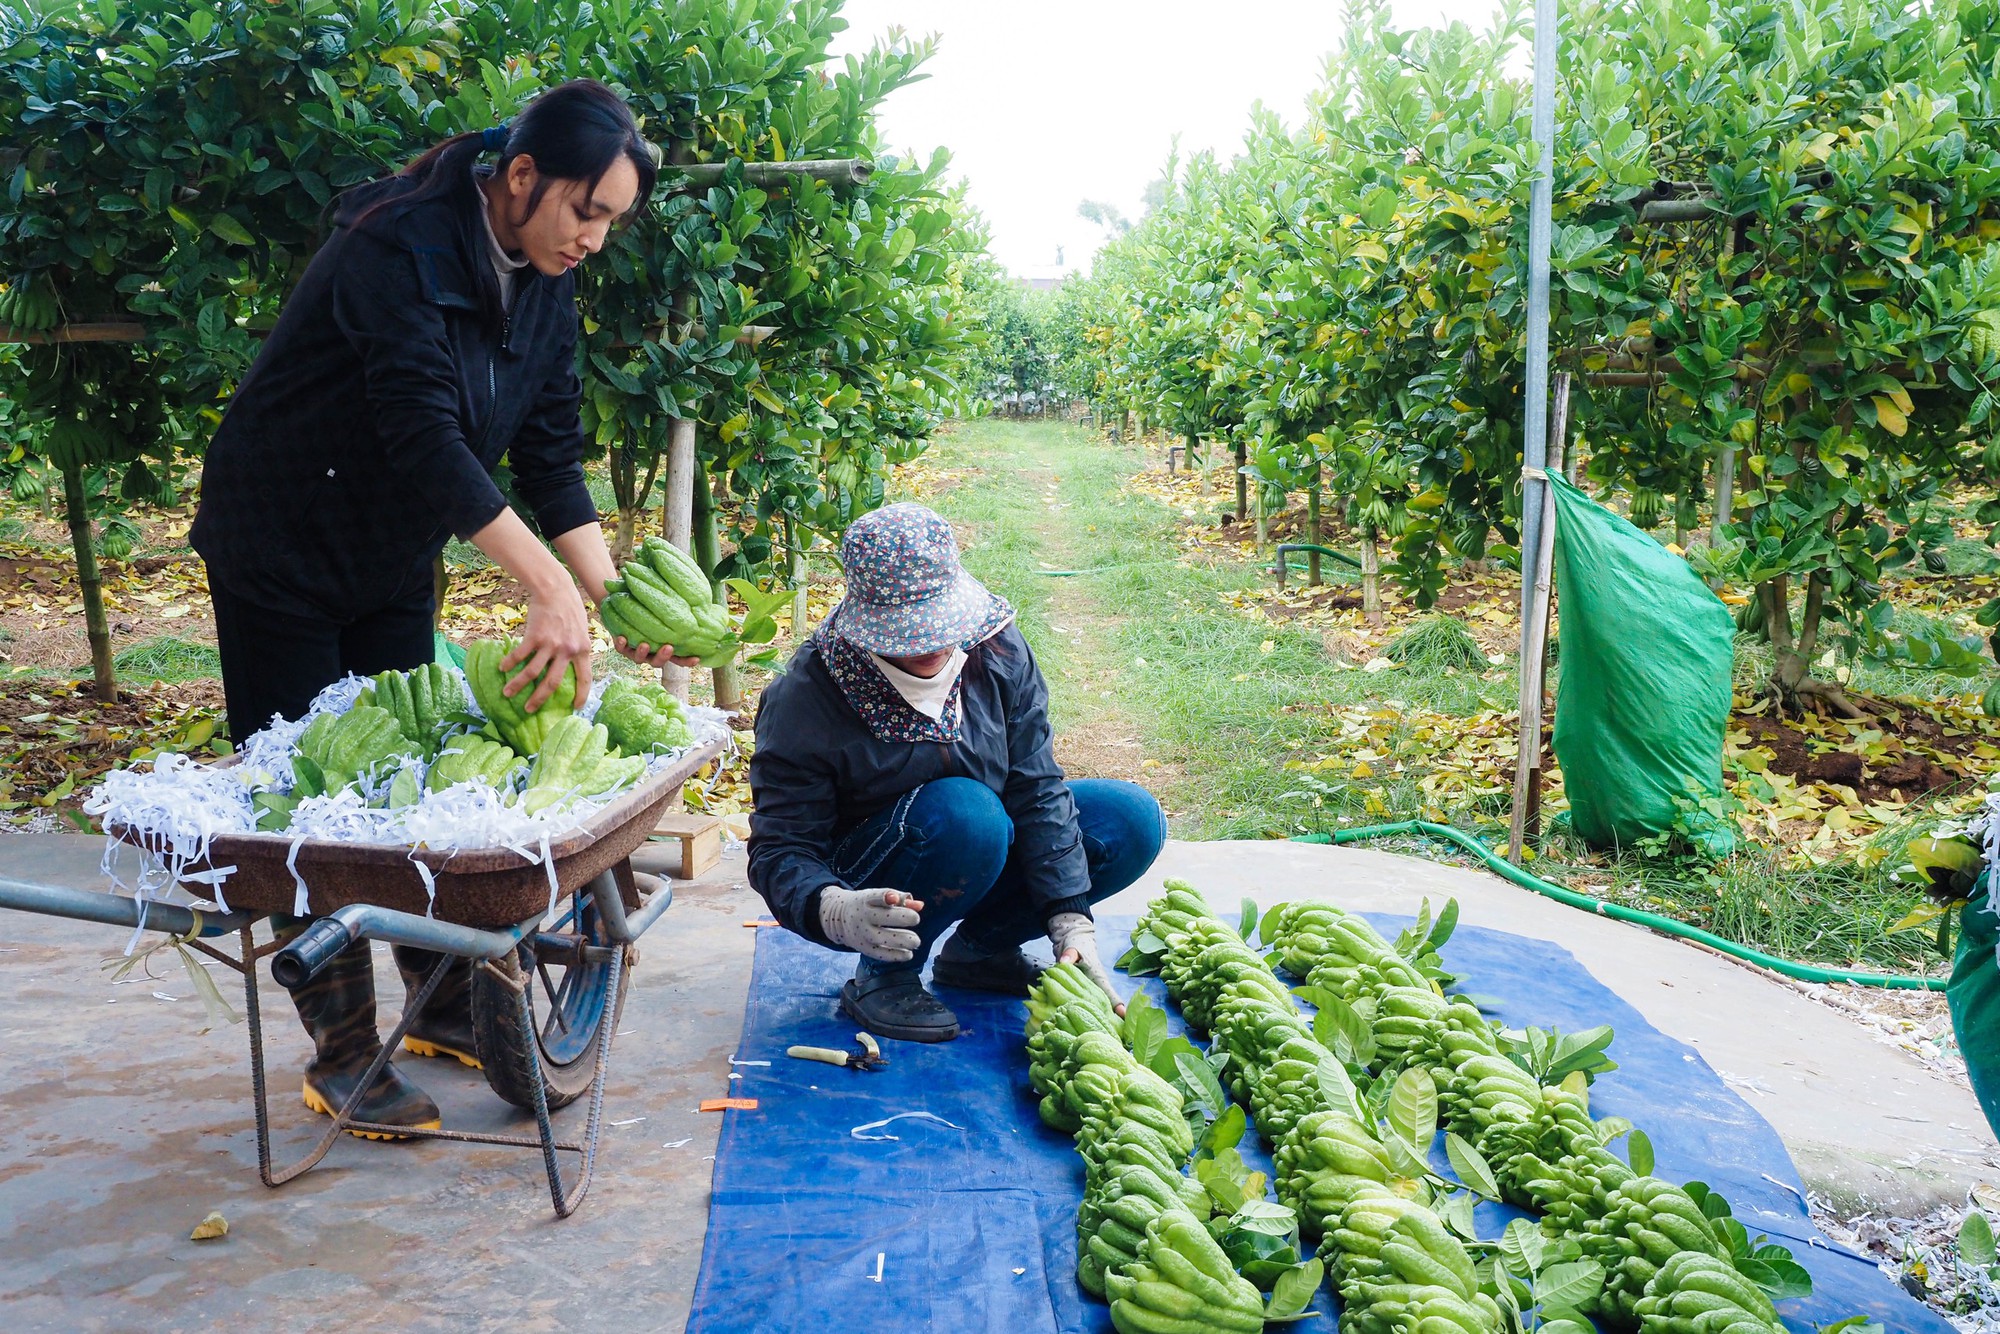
[659, 140, 699, 703]
[693, 462, 741, 711]
[1307, 473, 1323, 586]
[668, 159, 871, 190]
[0, 321, 147, 345]
[1508, 373, 1571, 862]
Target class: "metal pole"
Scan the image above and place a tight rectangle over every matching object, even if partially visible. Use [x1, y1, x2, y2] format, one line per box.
[1510, 0, 1560, 865]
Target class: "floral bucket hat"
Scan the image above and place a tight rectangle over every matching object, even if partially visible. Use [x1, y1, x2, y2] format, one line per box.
[826, 503, 1013, 656]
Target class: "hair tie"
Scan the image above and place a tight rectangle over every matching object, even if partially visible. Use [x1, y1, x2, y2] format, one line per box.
[481, 123, 511, 153]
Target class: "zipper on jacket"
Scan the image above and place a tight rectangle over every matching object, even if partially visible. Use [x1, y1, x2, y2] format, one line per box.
[475, 291, 520, 456]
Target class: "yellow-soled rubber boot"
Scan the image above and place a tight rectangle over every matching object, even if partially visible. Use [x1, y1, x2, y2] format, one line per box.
[301, 1062, 443, 1140]
[393, 945, 482, 1069]
[283, 934, 441, 1139]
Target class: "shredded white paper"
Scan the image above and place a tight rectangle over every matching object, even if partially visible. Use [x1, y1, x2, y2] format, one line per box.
[84, 682, 729, 911]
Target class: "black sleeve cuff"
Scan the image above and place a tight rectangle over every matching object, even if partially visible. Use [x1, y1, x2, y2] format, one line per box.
[526, 479, 600, 543]
[448, 486, 509, 542]
[1041, 894, 1093, 923]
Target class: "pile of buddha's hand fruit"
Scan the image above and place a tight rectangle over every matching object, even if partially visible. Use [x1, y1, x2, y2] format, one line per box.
[1021, 882, 1831, 1334]
[251, 643, 695, 831]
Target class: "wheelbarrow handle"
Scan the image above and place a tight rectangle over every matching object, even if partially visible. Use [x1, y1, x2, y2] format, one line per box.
[271, 918, 355, 990]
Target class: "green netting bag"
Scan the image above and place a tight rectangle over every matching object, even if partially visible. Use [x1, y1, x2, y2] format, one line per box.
[1549, 475, 1736, 856]
[1949, 883, 2000, 1141]
[433, 630, 467, 670]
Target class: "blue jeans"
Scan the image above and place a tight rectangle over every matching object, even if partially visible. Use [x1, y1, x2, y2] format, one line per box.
[827, 777, 1167, 981]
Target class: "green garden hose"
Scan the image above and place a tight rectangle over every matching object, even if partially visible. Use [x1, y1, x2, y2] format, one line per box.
[1291, 822, 1947, 991]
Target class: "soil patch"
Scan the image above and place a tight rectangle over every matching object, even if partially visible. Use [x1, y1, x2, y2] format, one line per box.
[0, 676, 225, 827]
[1735, 703, 1990, 804]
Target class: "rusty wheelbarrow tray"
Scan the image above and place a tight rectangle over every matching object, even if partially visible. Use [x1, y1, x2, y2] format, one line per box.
[0, 737, 726, 1218]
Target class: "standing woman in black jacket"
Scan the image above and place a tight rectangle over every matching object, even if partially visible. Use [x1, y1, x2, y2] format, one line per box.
[191, 80, 676, 1134]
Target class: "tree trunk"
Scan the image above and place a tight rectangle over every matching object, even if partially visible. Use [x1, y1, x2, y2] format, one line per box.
[432, 555, 449, 633]
[1254, 481, 1268, 550]
[609, 446, 661, 565]
[1307, 474, 1323, 586]
[63, 462, 116, 702]
[1183, 431, 1195, 473]
[785, 514, 810, 640]
[1361, 529, 1383, 626]
[693, 462, 742, 712]
[1234, 440, 1248, 521]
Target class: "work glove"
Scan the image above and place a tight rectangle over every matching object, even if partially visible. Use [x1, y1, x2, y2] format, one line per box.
[1047, 911, 1125, 1015]
[818, 886, 924, 963]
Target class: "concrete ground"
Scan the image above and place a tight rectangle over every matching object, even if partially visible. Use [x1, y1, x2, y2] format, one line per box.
[0, 833, 1992, 1331]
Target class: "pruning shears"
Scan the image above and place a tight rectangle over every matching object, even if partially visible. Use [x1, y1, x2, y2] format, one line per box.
[787, 1031, 888, 1072]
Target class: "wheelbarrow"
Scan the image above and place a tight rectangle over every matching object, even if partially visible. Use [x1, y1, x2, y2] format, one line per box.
[0, 738, 723, 1219]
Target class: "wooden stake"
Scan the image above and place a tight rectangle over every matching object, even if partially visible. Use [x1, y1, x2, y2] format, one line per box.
[1360, 531, 1382, 626]
[1234, 440, 1248, 521]
[1508, 372, 1571, 862]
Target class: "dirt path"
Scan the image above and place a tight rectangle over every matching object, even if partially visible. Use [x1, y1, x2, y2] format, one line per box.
[925, 421, 1155, 786]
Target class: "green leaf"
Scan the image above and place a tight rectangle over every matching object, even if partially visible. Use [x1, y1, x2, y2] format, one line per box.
[1258, 902, 1290, 946]
[1386, 1066, 1438, 1154]
[1962, 1210, 1997, 1266]
[1174, 1050, 1228, 1121]
[1238, 895, 1259, 942]
[1736, 1255, 1814, 1301]
[1534, 1260, 1606, 1311]
[1121, 990, 1168, 1066]
[1626, 1127, 1654, 1176]
[1444, 1131, 1501, 1198]
[1424, 897, 1459, 952]
[208, 213, 255, 246]
[1202, 1102, 1247, 1155]
[1538, 1319, 1595, 1334]
[1232, 1199, 1298, 1236]
[1499, 1219, 1546, 1277]
[1265, 1256, 1324, 1320]
[1313, 1054, 1363, 1120]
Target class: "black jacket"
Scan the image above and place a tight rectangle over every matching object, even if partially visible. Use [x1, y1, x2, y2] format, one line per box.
[747, 625, 1092, 946]
[191, 168, 598, 620]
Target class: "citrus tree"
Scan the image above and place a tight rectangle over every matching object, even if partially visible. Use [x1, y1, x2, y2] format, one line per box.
[1049, 0, 2000, 714]
[0, 0, 985, 701]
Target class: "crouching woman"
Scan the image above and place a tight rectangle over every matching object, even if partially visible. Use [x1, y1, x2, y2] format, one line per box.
[747, 503, 1166, 1041]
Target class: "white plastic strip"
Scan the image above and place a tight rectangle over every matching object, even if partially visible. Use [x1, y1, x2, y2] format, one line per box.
[286, 835, 310, 917]
[849, 1111, 967, 1142]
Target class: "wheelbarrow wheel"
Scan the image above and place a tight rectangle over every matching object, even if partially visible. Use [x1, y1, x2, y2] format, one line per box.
[468, 893, 631, 1111]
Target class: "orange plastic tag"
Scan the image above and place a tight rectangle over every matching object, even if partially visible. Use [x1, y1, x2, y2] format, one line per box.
[700, 1098, 759, 1112]
[742, 919, 780, 928]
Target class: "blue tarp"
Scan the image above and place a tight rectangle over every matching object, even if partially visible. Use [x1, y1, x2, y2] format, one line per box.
[687, 915, 1947, 1334]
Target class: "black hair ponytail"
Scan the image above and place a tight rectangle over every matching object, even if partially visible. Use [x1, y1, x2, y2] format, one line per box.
[342, 79, 658, 231]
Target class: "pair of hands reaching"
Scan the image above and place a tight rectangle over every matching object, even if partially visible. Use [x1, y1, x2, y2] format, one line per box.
[476, 512, 704, 715]
[817, 889, 1125, 1017]
[496, 582, 699, 712]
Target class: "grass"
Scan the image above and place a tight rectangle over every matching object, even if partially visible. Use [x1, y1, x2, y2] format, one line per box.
[922, 417, 1946, 974]
[108, 635, 221, 683]
[928, 419, 1509, 834]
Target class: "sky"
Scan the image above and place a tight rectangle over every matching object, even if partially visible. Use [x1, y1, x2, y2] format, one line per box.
[826, 0, 1510, 279]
